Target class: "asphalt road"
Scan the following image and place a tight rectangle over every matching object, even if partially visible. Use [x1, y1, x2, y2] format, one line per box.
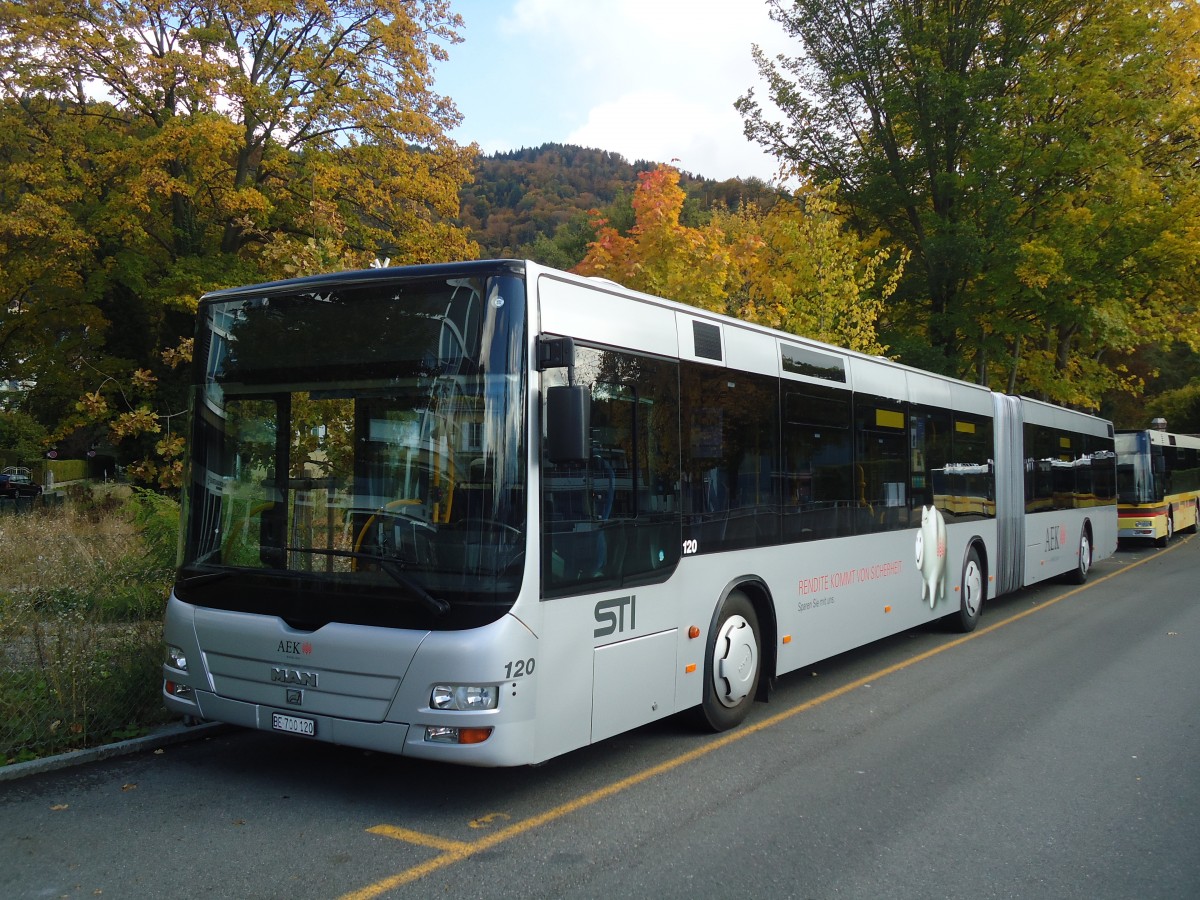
[2, 539, 1197, 900]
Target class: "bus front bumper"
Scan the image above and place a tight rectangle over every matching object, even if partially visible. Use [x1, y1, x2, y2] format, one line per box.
[161, 684, 534, 766]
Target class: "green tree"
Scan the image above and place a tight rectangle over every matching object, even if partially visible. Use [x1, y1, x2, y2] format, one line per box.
[0, 409, 49, 464]
[527, 212, 596, 270]
[977, 0, 1200, 406]
[1148, 383, 1200, 435]
[740, 0, 1200, 408]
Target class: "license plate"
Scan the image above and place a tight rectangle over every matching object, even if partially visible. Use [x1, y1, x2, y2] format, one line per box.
[271, 712, 316, 736]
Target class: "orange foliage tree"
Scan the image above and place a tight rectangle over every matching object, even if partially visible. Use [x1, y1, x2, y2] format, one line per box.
[575, 164, 905, 355]
[574, 166, 742, 314]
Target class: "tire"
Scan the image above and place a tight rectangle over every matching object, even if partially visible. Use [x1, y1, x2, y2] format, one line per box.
[698, 590, 761, 731]
[1069, 526, 1092, 584]
[952, 546, 984, 633]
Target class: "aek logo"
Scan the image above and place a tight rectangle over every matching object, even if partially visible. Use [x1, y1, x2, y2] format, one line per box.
[1045, 525, 1066, 552]
[277, 640, 314, 655]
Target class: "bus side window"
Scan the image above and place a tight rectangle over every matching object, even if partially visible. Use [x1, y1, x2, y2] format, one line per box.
[781, 386, 852, 542]
[1175, 446, 1200, 494]
[910, 406, 950, 515]
[680, 363, 780, 553]
[854, 395, 909, 532]
[949, 413, 994, 520]
[540, 346, 681, 597]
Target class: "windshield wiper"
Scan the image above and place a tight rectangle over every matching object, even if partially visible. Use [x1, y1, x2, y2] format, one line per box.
[177, 569, 233, 589]
[284, 547, 449, 616]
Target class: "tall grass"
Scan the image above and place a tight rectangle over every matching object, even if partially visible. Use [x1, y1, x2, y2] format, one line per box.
[0, 487, 178, 765]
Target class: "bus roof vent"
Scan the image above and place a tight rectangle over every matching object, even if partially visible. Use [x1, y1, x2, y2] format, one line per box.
[692, 321, 722, 361]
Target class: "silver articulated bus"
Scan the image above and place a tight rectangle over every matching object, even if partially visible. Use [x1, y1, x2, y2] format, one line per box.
[163, 259, 1118, 765]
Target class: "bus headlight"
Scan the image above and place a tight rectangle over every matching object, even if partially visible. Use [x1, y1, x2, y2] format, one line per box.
[166, 644, 188, 671]
[430, 684, 498, 711]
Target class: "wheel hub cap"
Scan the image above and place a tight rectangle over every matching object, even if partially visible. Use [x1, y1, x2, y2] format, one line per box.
[713, 615, 757, 708]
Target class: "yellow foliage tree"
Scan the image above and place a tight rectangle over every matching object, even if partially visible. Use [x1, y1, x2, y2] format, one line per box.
[730, 183, 906, 356]
[575, 165, 905, 356]
[0, 0, 478, 487]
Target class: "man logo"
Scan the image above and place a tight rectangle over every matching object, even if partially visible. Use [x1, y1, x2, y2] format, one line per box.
[271, 667, 318, 688]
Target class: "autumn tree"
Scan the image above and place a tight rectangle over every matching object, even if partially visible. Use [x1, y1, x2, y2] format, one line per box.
[739, 0, 1200, 407]
[0, 0, 477, 484]
[576, 164, 904, 355]
[575, 165, 739, 314]
[728, 181, 905, 356]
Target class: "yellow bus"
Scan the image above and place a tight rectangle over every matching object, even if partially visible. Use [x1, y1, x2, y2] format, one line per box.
[1116, 428, 1200, 545]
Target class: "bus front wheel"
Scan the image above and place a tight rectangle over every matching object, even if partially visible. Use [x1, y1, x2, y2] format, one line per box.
[699, 590, 761, 732]
[952, 546, 984, 633]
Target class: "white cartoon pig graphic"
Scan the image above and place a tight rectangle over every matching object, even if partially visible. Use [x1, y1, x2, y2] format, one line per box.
[915, 504, 948, 608]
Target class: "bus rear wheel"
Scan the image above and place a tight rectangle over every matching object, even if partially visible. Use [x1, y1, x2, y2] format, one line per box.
[1069, 527, 1092, 584]
[698, 590, 760, 731]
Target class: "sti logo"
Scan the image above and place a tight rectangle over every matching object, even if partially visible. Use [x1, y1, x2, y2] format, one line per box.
[277, 640, 314, 655]
[594, 595, 636, 638]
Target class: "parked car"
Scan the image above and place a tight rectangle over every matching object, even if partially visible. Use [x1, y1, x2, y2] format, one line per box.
[0, 470, 42, 500]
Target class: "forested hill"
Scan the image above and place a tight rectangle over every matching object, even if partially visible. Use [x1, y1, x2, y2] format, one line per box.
[458, 143, 780, 264]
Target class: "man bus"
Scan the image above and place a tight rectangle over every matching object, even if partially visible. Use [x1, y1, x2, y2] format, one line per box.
[163, 260, 1117, 765]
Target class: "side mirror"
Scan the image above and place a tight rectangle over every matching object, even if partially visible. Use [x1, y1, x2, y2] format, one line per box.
[546, 385, 590, 463]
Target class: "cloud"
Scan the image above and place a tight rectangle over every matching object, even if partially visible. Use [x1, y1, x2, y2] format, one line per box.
[497, 0, 792, 181]
[566, 89, 776, 181]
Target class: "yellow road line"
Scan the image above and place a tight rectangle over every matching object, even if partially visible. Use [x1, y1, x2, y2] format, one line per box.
[341, 541, 1184, 900]
[366, 825, 472, 853]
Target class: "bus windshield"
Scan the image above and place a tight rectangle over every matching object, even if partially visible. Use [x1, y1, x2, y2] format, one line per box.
[177, 270, 527, 631]
[1116, 432, 1158, 504]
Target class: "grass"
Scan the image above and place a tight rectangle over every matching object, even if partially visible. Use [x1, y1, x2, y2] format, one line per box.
[0, 486, 179, 765]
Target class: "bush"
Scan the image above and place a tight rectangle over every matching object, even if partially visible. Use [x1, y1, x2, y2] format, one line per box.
[63, 481, 124, 521]
[0, 488, 178, 764]
[0, 611, 167, 762]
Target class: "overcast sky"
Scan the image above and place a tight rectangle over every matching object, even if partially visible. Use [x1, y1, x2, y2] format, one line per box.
[433, 0, 795, 182]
